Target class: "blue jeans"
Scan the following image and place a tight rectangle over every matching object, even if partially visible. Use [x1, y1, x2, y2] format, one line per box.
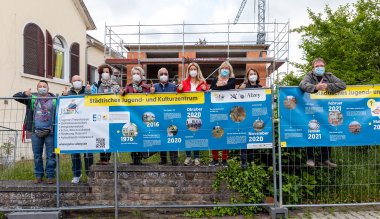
[31, 133, 56, 179]
[185, 150, 199, 159]
[71, 153, 94, 177]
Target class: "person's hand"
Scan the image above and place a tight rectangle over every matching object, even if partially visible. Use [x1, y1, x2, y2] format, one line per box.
[216, 80, 227, 87]
[62, 87, 68, 96]
[150, 86, 155, 93]
[239, 83, 246, 89]
[201, 84, 206, 91]
[24, 88, 32, 97]
[315, 78, 327, 91]
[85, 81, 91, 92]
[177, 80, 183, 91]
[119, 87, 125, 95]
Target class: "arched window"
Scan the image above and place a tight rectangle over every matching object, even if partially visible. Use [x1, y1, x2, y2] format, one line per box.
[23, 23, 45, 76]
[46, 30, 53, 78]
[53, 36, 66, 79]
[70, 43, 80, 79]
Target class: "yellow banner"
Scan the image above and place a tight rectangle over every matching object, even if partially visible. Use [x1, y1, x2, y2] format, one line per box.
[84, 93, 205, 107]
[310, 85, 380, 99]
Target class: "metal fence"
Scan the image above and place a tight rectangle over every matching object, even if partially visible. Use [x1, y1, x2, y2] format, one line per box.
[0, 95, 379, 218]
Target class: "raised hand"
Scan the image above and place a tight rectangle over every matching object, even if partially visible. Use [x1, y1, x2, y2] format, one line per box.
[62, 86, 68, 96]
[24, 88, 32, 97]
[85, 81, 91, 92]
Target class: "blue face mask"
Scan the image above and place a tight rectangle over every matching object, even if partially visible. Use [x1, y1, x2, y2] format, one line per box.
[220, 69, 230, 77]
[314, 67, 325, 76]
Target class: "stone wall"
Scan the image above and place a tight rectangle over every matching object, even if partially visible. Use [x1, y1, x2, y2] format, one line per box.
[0, 164, 231, 210]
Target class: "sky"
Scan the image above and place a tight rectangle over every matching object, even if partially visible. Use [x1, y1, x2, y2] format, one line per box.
[83, 0, 357, 73]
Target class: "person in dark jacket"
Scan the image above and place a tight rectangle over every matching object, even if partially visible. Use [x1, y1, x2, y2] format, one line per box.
[299, 57, 346, 168]
[62, 75, 93, 183]
[209, 61, 236, 167]
[120, 66, 150, 165]
[238, 68, 263, 169]
[150, 67, 178, 166]
[13, 80, 56, 184]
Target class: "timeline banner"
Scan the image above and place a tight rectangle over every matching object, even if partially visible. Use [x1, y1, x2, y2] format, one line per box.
[55, 89, 273, 154]
[279, 85, 380, 147]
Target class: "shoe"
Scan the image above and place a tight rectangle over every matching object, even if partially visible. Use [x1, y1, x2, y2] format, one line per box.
[96, 160, 109, 165]
[306, 159, 315, 167]
[222, 160, 228, 167]
[159, 159, 167, 165]
[323, 160, 337, 168]
[241, 162, 248, 169]
[208, 160, 219, 167]
[33, 178, 42, 184]
[194, 158, 201, 166]
[71, 175, 82, 184]
[46, 178, 55, 184]
[171, 160, 178, 166]
[184, 157, 192, 166]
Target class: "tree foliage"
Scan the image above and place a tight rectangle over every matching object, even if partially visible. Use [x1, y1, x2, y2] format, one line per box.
[293, 0, 380, 85]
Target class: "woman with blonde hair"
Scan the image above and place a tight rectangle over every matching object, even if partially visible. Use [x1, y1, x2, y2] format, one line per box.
[209, 61, 236, 167]
[178, 62, 208, 166]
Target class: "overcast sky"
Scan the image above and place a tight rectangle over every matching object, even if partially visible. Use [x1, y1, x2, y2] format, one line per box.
[83, 0, 357, 73]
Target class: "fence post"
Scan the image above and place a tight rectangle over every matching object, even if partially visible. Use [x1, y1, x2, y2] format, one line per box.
[56, 153, 60, 208]
[114, 152, 118, 219]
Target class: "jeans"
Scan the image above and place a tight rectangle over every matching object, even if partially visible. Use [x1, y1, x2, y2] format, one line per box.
[31, 133, 56, 179]
[71, 153, 94, 177]
[185, 150, 199, 159]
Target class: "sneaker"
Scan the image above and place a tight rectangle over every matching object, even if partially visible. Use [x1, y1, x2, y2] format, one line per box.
[184, 157, 192, 166]
[306, 159, 315, 167]
[71, 175, 82, 184]
[159, 159, 167, 165]
[323, 160, 337, 168]
[241, 162, 248, 169]
[194, 158, 201, 166]
[208, 160, 219, 167]
[171, 160, 178, 166]
[33, 178, 42, 184]
[46, 178, 55, 184]
[222, 160, 228, 167]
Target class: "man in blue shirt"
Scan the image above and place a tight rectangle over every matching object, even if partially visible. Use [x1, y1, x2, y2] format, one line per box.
[151, 67, 178, 165]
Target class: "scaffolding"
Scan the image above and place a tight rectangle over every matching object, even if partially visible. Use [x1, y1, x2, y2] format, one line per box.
[103, 21, 289, 85]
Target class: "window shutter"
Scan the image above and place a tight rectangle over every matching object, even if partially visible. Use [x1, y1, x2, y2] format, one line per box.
[46, 30, 53, 78]
[70, 43, 80, 79]
[24, 23, 45, 77]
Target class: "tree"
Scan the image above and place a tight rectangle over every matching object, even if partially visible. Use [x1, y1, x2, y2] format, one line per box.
[293, 0, 380, 85]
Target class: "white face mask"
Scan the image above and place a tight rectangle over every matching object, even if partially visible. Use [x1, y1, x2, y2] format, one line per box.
[72, 81, 82, 90]
[189, 70, 198, 78]
[160, 75, 168, 82]
[132, 74, 141, 83]
[249, 75, 258, 82]
[37, 87, 48, 95]
[102, 73, 110, 80]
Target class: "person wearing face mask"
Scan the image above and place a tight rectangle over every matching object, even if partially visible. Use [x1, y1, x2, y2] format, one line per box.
[209, 61, 236, 167]
[177, 62, 207, 166]
[150, 67, 178, 166]
[299, 57, 346, 168]
[238, 68, 262, 169]
[61, 75, 93, 183]
[95, 64, 121, 165]
[13, 80, 56, 184]
[120, 66, 151, 165]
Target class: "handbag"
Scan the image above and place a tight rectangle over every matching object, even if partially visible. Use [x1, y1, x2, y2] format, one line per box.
[34, 128, 51, 138]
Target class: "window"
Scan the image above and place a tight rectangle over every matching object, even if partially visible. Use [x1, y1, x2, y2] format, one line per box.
[70, 43, 80, 79]
[87, 64, 98, 84]
[53, 36, 67, 79]
[23, 23, 45, 76]
[46, 30, 53, 78]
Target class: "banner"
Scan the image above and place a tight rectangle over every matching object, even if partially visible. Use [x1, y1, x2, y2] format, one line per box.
[55, 89, 273, 154]
[279, 85, 380, 147]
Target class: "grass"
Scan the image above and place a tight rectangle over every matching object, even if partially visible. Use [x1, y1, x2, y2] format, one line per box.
[0, 151, 212, 181]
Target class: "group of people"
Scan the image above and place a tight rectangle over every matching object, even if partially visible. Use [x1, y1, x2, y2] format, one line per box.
[13, 57, 345, 184]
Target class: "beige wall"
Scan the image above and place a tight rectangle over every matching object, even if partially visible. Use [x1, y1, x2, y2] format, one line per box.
[0, 0, 89, 97]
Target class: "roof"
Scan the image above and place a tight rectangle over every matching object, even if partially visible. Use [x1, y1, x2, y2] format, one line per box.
[72, 0, 96, 30]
